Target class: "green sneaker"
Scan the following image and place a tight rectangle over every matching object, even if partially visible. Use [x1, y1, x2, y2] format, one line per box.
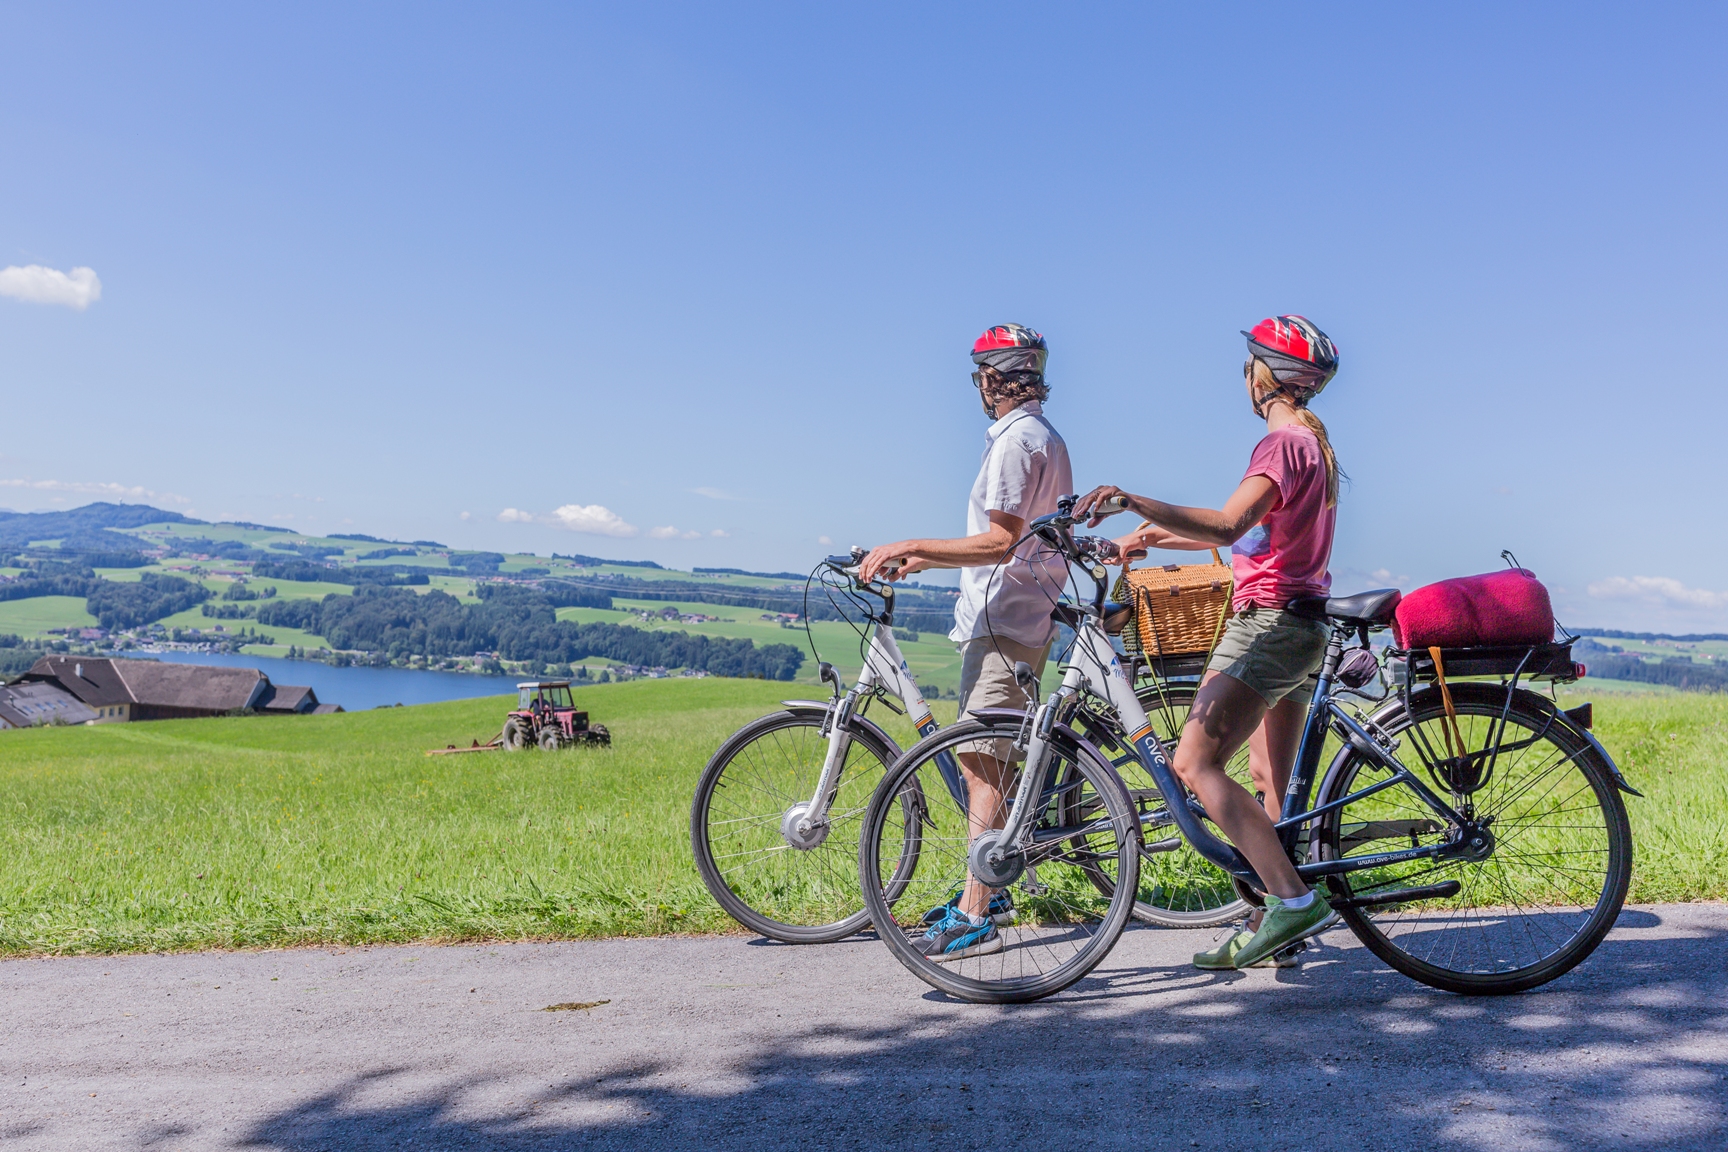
[1233, 892, 1332, 968]
[1193, 931, 1254, 970]
[1195, 929, 1307, 970]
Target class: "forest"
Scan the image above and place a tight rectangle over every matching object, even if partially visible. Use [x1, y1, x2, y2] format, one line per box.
[257, 584, 805, 679]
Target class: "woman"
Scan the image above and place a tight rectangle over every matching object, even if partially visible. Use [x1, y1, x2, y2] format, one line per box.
[1076, 315, 1342, 970]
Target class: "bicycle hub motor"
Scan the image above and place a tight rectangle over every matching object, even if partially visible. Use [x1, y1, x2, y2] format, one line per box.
[968, 829, 1026, 888]
[779, 802, 831, 851]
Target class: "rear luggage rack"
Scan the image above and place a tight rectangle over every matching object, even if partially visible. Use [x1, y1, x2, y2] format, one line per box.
[1392, 641, 1581, 684]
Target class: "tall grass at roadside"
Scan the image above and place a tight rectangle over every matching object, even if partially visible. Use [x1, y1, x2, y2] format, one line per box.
[1560, 688, 1728, 902]
[0, 678, 1717, 955]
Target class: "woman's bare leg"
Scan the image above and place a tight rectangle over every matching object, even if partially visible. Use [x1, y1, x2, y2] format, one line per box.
[1172, 671, 1307, 900]
[1246, 693, 1309, 820]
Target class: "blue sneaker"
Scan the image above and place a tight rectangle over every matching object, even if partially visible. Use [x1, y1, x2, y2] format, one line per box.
[920, 889, 1015, 926]
[915, 907, 1002, 962]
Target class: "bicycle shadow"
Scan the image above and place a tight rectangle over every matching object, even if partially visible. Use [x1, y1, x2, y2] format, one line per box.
[238, 912, 1728, 1152]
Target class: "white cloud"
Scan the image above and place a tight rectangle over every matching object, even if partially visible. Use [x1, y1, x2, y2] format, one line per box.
[548, 504, 638, 537]
[460, 511, 472, 521]
[0, 477, 189, 504]
[0, 265, 102, 310]
[710, 529, 729, 537]
[1587, 575, 1728, 611]
[649, 525, 704, 540]
[496, 508, 535, 523]
[818, 535, 833, 545]
[693, 486, 739, 500]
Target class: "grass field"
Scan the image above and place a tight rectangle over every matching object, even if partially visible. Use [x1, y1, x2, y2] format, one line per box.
[0, 596, 98, 636]
[0, 677, 1720, 956]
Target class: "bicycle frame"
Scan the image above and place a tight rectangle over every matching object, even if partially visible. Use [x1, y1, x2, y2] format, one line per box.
[783, 576, 966, 849]
[989, 502, 1479, 893]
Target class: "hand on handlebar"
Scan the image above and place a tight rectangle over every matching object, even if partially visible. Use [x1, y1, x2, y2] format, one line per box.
[1074, 486, 1134, 528]
[857, 543, 920, 584]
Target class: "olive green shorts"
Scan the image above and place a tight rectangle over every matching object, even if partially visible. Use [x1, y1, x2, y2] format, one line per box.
[1206, 605, 1328, 707]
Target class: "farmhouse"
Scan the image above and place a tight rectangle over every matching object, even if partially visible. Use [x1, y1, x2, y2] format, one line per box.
[16, 656, 341, 722]
[0, 682, 99, 729]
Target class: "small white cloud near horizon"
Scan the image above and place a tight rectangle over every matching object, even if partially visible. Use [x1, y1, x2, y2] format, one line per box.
[710, 529, 728, 537]
[649, 525, 703, 540]
[496, 508, 535, 524]
[693, 486, 740, 501]
[549, 504, 638, 538]
[818, 535, 833, 546]
[0, 265, 102, 310]
[1587, 575, 1728, 612]
[460, 511, 472, 521]
[0, 477, 189, 505]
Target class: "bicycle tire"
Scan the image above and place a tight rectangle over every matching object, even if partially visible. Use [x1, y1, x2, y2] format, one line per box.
[859, 718, 1140, 1003]
[1313, 683, 1632, 995]
[691, 710, 917, 944]
[1069, 682, 1254, 927]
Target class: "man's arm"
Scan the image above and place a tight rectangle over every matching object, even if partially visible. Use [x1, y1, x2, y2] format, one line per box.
[1075, 477, 1280, 547]
[858, 510, 1025, 583]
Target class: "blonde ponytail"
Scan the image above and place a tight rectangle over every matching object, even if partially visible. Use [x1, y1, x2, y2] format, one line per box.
[1251, 358, 1342, 507]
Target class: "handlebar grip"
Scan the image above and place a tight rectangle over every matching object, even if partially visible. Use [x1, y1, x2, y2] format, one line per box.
[1096, 495, 1129, 516]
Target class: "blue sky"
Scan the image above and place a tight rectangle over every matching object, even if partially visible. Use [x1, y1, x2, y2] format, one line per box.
[2, 3, 1724, 631]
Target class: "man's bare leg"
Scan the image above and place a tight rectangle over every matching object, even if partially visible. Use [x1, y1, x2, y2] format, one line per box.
[956, 748, 1010, 919]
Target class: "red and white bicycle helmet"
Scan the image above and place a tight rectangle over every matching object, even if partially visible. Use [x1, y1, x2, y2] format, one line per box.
[1243, 315, 1338, 398]
[971, 323, 1047, 378]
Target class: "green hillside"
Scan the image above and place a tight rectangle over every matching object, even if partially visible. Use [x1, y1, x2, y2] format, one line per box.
[0, 678, 1718, 956]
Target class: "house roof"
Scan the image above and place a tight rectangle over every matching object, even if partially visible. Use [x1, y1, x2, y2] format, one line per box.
[0, 682, 98, 728]
[258, 683, 318, 713]
[24, 656, 269, 713]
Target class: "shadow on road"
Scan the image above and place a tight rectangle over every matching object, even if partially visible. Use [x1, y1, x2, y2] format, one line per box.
[240, 914, 1728, 1152]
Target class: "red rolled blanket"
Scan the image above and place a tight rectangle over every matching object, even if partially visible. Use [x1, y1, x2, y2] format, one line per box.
[1392, 568, 1555, 650]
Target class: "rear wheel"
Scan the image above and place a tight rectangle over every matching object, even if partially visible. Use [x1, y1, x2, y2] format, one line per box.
[860, 719, 1139, 1003]
[501, 717, 531, 751]
[1314, 683, 1632, 995]
[691, 711, 915, 944]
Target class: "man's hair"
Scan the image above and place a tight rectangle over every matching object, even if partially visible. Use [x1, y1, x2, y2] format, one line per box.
[978, 364, 1050, 408]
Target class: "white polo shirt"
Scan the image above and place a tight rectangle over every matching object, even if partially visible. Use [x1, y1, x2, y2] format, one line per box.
[949, 400, 1074, 648]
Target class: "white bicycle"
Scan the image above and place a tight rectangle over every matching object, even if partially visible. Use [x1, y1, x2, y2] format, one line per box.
[689, 550, 950, 943]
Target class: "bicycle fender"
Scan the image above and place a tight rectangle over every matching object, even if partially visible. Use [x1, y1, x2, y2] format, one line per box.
[1543, 700, 1644, 798]
[775, 702, 906, 764]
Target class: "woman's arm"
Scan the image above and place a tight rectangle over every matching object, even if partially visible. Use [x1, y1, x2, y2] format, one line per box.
[1077, 477, 1280, 547]
[1108, 522, 1218, 564]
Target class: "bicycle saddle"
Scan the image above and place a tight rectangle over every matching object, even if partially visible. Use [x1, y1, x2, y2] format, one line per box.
[1102, 601, 1133, 636]
[1288, 588, 1402, 627]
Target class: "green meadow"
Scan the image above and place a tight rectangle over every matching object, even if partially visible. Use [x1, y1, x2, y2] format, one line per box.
[0, 676, 1720, 956]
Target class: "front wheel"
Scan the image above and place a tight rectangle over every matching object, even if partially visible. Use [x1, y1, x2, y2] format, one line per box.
[1314, 683, 1632, 995]
[691, 711, 913, 944]
[860, 718, 1140, 1003]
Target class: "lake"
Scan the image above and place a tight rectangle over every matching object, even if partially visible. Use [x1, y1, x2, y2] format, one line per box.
[143, 651, 515, 711]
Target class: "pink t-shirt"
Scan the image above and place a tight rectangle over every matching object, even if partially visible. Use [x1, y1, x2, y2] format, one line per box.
[1230, 425, 1335, 610]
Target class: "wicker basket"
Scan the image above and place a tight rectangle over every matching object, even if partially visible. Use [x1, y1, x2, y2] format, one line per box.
[1113, 548, 1235, 658]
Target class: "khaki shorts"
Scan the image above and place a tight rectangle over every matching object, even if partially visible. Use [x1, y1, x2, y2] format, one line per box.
[1206, 604, 1328, 707]
[956, 634, 1051, 761]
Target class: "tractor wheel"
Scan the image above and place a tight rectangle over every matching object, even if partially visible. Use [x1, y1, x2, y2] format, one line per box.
[501, 717, 531, 751]
[584, 724, 611, 747]
[539, 726, 564, 752]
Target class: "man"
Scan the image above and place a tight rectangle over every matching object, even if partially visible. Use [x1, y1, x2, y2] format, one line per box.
[859, 323, 1073, 961]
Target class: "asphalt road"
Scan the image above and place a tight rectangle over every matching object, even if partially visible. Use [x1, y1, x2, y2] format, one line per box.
[3, 905, 1725, 1151]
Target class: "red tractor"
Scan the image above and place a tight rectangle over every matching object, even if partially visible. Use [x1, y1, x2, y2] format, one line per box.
[501, 681, 611, 750]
